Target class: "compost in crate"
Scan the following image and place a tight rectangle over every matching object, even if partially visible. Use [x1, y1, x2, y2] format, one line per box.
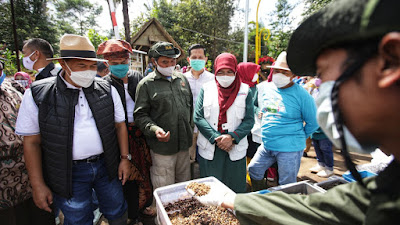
[164, 197, 239, 225]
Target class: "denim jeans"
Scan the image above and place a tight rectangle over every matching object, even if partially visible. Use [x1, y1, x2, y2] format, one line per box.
[248, 145, 303, 185]
[53, 158, 127, 225]
[312, 138, 334, 169]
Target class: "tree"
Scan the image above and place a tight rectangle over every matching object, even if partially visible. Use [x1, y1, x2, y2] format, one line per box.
[115, 0, 132, 43]
[267, 0, 294, 58]
[53, 0, 103, 36]
[148, 0, 237, 65]
[0, 0, 58, 52]
[87, 29, 109, 51]
[302, 0, 334, 18]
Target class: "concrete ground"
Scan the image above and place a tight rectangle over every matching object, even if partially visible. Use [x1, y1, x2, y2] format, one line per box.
[97, 146, 372, 225]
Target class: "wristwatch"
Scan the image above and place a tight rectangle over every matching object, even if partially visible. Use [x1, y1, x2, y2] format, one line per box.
[120, 154, 132, 161]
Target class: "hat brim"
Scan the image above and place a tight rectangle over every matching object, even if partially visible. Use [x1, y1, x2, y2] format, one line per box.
[156, 48, 181, 59]
[266, 65, 291, 71]
[46, 57, 108, 62]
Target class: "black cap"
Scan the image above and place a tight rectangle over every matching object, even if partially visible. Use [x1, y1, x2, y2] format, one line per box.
[287, 0, 400, 76]
[149, 42, 181, 59]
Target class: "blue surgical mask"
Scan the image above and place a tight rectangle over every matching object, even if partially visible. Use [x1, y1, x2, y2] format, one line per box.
[190, 59, 206, 71]
[109, 64, 129, 78]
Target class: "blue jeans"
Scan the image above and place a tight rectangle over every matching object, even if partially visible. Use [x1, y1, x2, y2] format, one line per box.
[248, 145, 303, 185]
[312, 138, 334, 169]
[53, 158, 127, 225]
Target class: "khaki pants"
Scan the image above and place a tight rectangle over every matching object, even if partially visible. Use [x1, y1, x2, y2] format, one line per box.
[150, 149, 191, 191]
[188, 132, 199, 163]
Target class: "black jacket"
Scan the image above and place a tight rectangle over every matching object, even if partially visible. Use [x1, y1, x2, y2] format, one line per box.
[31, 73, 120, 198]
[35, 62, 60, 81]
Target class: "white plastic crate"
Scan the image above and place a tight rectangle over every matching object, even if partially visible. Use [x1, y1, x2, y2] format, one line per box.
[153, 176, 234, 225]
[268, 180, 326, 194]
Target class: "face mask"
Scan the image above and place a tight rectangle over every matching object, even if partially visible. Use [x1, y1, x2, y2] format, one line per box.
[252, 73, 259, 83]
[272, 73, 291, 88]
[109, 64, 129, 78]
[316, 81, 376, 154]
[23, 51, 37, 71]
[314, 78, 322, 87]
[190, 59, 206, 71]
[216, 75, 235, 88]
[64, 62, 96, 88]
[16, 79, 29, 88]
[0, 71, 5, 86]
[156, 63, 175, 77]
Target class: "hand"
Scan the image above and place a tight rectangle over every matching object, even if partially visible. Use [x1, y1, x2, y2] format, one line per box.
[215, 134, 234, 152]
[118, 159, 131, 185]
[195, 182, 236, 207]
[155, 128, 170, 142]
[32, 183, 53, 212]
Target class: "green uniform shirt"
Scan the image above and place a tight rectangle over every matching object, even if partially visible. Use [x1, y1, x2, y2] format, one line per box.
[134, 70, 194, 155]
[234, 160, 400, 225]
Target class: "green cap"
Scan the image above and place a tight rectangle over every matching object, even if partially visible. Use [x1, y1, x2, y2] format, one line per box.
[149, 42, 181, 59]
[287, 0, 400, 76]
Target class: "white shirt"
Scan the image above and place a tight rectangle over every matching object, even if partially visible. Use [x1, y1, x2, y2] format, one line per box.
[184, 69, 214, 107]
[124, 83, 135, 123]
[15, 74, 125, 160]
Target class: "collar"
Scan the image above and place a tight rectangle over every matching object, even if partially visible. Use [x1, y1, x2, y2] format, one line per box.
[190, 69, 207, 79]
[36, 62, 55, 77]
[59, 70, 80, 90]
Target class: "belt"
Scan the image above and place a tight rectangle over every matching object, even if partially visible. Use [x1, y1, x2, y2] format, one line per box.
[73, 153, 104, 164]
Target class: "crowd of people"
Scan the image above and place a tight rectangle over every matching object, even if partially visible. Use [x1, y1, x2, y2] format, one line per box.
[0, 0, 399, 225]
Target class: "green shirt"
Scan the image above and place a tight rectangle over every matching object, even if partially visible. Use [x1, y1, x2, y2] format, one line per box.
[234, 160, 400, 225]
[194, 87, 255, 144]
[134, 70, 194, 155]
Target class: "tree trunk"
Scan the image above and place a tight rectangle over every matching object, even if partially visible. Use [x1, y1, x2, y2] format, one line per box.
[122, 0, 131, 43]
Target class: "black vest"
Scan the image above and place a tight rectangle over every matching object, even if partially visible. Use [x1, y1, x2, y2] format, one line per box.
[103, 70, 143, 126]
[31, 74, 120, 198]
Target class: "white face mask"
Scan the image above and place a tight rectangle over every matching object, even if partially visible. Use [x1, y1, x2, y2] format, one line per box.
[272, 73, 291, 88]
[316, 81, 376, 154]
[64, 62, 96, 88]
[252, 73, 259, 83]
[156, 62, 175, 77]
[16, 79, 29, 88]
[216, 75, 235, 88]
[23, 51, 37, 71]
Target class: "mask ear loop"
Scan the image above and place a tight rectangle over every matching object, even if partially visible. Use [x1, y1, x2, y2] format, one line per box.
[331, 58, 368, 186]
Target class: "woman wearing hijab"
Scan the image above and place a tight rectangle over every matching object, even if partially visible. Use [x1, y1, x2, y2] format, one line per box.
[14, 72, 32, 89]
[194, 53, 254, 193]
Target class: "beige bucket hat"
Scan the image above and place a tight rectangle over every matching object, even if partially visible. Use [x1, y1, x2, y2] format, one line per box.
[47, 34, 106, 62]
[267, 51, 290, 71]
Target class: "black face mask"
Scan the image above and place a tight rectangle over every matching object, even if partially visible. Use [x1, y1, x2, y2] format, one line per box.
[261, 69, 270, 75]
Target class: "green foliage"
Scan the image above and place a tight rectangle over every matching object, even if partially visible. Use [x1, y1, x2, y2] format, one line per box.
[0, 0, 59, 53]
[146, 0, 238, 66]
[54, 0, 103, 36]
[87, 29, 109, 51]
[0, 48, 18, 76]
[302, 0, 334, 18]
[267, 0, 294, 58]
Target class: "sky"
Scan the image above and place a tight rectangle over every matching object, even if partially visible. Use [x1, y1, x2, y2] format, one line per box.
[93, 0, 304, 37]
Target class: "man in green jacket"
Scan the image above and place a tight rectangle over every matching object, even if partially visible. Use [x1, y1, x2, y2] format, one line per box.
[134, 42, 193, 193]
[199, 0, 400, 224]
